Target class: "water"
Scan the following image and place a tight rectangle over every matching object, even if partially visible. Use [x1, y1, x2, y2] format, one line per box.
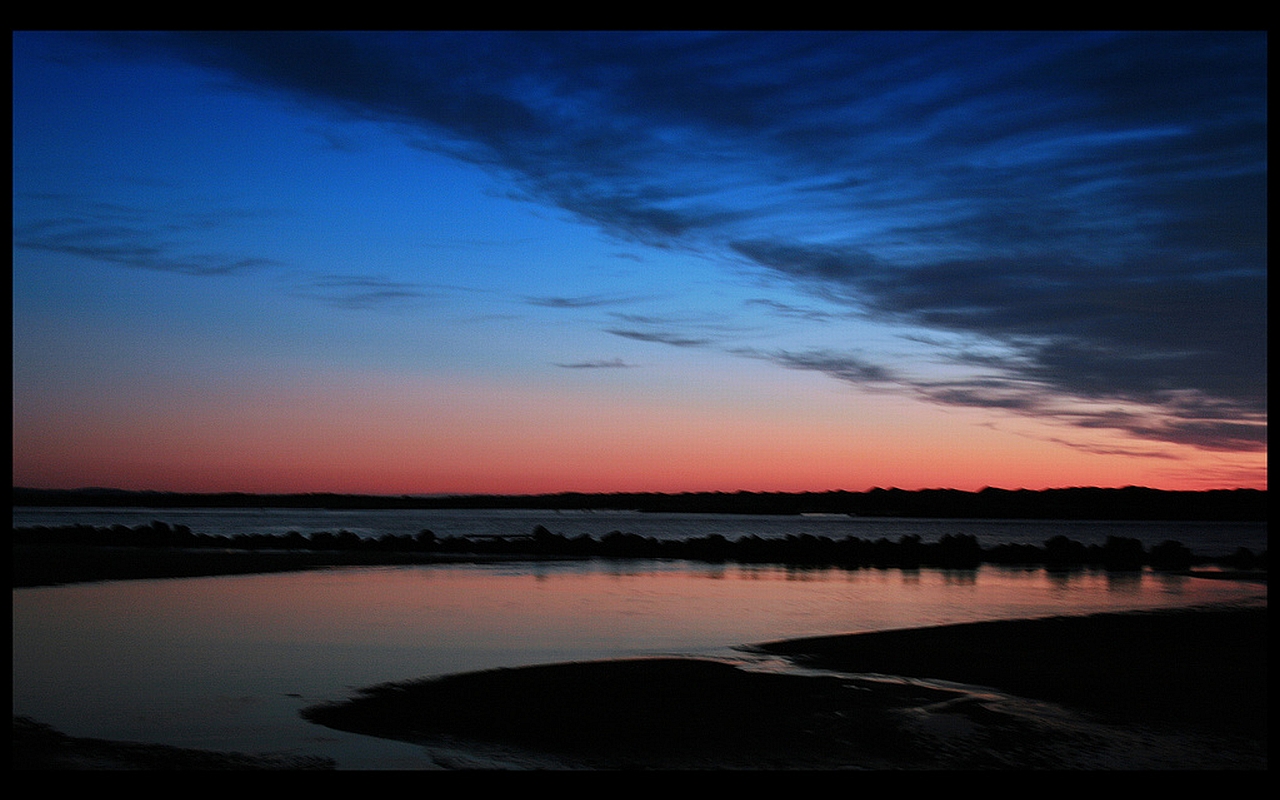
[11, 506, 1269, 557]
[11, 508, 1269, 768]
[12, 564, 1266, 767]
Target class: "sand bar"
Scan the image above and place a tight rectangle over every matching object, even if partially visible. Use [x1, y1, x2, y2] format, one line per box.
[298, 604, 1266, 770]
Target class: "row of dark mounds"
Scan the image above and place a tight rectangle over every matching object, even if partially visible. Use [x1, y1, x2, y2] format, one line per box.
[12, 486, 1267, 520]
[13, 522, 1267, 572]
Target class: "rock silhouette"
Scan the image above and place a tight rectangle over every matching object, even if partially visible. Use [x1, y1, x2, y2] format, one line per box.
[13, 520, 1265, 573]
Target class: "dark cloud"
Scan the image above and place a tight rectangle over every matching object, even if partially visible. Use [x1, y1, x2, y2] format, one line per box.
[526, 294, 643, 309]
[554, 358, 636, 369]
[98, 31, 1266, 452]
[605, 329, 712, 348]
[1042, 438, 1179, 461]
[298, 275, 430, 310]
[913, 381, 1044, 413]
[13, 196, 278, 277]
[755, 349, 898, 385]
[730, 240, 880, 287]
[744, 298, 840, 322]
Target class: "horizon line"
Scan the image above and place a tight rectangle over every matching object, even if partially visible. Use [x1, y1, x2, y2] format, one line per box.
[13, 485, 1267, 497]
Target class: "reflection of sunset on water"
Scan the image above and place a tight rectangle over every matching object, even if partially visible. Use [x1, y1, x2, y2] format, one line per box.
[14, 561, 1264, 765]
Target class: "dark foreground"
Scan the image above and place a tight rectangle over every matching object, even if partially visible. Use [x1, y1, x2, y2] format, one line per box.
[11, 717, 335, 770]
[13, 538, 1266, 770]
[297, 605, 1266, 770]
[15, 605, 1266, 770]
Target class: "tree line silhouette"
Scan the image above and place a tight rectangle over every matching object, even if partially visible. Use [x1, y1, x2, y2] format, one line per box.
[11, 485, 1267, 520]
[13, 521, 1266, 572]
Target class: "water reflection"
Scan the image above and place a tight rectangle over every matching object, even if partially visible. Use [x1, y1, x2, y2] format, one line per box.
[1104, 570, 1145, 594]
[940, 569, 978, 586]
[12, 560, 1266, 769]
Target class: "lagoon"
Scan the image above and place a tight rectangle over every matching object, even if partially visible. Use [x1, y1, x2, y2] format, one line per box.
[11, 554, 1266, 769]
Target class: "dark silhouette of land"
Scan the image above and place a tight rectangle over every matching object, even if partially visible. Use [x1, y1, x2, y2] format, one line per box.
[301, 657, 959, 769]
[13, 485, 1267, 587]
[11, 717, 335, 770]
[298, 605, 1267, 769]
[11, 485, 1268, 520]
[12, 519, 1267, 588]
[755, 606, 1268, 739]
[16, 605, 1265, 770]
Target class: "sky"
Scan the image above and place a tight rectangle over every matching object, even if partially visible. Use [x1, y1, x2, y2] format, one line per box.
[12, 31, 1267, 495]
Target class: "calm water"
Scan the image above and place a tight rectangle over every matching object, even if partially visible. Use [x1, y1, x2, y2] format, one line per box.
[12, 543, 1267, 769]
[11, 506, 1269, 556]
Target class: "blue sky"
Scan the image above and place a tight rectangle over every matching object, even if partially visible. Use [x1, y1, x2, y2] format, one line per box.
[12, 31, 1267, 493]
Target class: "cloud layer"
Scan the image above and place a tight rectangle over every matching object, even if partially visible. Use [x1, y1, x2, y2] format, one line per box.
[83, 31, 1266, 452]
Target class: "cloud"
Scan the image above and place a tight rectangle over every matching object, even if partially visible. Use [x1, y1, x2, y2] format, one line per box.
[730, 240, 880, 289]
[13, 196, 279, 277]
[605, 329, 712, 349]
[526, 294, 645, 309]
[297, 275, 431, 310]
[1042, 438, 1180, 461]
[744, 298, 841, 322]
[748, 348, 899, 386]
[554, 358, 636, 369]
[99, 31, 1266, 453]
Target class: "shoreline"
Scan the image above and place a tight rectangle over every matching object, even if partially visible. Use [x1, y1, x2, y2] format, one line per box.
[14, 604, 1267, 770]
[12, 542, 482, 588]
[14, 542, 1267, 770]
[11, 717, 336, 770]
[13, 486, 1268, 521]
[12, 538, 1267, 589]
[753, 604, 1268, 738]
[297, 605, 1265, 770]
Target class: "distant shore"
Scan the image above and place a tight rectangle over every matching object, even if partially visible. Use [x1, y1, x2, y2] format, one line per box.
[13, 485, 1268, 520]
[12, 527, 1268, 588]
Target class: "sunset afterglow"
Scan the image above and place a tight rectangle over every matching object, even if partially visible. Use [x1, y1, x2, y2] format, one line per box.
[12, 32, 1267, 494]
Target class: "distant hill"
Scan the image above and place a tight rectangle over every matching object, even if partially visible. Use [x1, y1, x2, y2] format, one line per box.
[10, 486, 1267, 521]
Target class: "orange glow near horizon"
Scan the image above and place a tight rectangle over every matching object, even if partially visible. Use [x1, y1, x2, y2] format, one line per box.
[13, 33, 1266, 500]
[11, 367, 1266, 495]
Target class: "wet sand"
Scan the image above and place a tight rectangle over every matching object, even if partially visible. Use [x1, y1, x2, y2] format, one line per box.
[299, 605, 1266, 770]
[757, 605, 1268, 733]
[11, 716, 336, 770]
